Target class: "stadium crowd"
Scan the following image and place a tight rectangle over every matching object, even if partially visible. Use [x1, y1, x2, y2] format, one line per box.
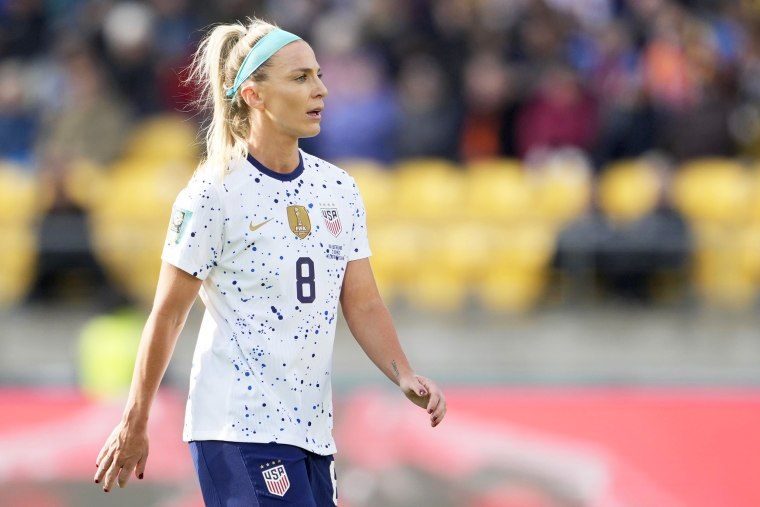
[2, 0, 760, 308]
[2, 0, 759, 168]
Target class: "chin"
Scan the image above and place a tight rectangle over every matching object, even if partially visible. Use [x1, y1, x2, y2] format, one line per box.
[299, 126, 321, 139]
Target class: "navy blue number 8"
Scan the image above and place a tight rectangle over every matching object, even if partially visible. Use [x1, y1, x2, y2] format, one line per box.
[296, 257, 316, 303]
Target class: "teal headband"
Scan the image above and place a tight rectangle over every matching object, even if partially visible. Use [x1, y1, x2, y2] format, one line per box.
[226, 28, 302, 98]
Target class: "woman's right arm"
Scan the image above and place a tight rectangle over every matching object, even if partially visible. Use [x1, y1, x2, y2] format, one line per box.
[94, 261, 202, 492]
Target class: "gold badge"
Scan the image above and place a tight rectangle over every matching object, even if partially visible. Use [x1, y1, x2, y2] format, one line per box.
[287, 205, 311, 239]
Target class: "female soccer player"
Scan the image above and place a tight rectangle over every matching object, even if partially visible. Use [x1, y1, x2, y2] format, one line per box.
[93, 18, 447, 506]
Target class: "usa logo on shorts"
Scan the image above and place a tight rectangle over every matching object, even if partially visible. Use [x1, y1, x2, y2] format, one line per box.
[262, 463, 290, 496]
[321, 207, 342, 237]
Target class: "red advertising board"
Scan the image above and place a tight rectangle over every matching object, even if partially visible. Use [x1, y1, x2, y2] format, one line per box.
[1, 387, 758, 507]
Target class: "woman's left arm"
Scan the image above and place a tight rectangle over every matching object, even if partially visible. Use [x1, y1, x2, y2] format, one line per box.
[340, 258, 447, 427]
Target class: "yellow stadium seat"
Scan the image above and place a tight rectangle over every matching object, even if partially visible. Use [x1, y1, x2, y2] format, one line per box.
[495, 222, 557, 271]
[475, 266, 547, 313]
[738, 224, 760, 284]
[668, 160, 756, 309]
[598, 159, 663, 223]
[437, 221, 494, 281]
[748, 164, 760, 224]
[368, 260, 396, 304]
[0, 161, 40, 305]
[94, 160, 191, 220]
[671, 158, 752, 224]
[122, 114, 200, 164]
[0, 161, 40, 221]
[367, 221, 428, 303]
[63, 158, 107, 210]
[464, 159, 535, 222]
[402, 220, 506, 312]
[533, 158, 592, 226]
[128, 251, 163, 305]
[404, 267, 469, 312]
[89, 158, 193, 307]
[394, 159, 466, 221]
[0, 227, 36, 305]
[466, 158, 523, 173]
[339, 159, 396, 222]
[471, 221, 555, 312]
[690, 222, 757, 309]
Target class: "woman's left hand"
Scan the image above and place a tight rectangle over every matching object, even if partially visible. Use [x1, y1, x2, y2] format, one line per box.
[400, 374, 447, 427]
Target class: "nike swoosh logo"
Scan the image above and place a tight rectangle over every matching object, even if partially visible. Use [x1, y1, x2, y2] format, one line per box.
[249, 218, 273, 232]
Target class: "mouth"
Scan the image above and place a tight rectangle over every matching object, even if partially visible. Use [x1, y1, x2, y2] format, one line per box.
[306, 107, 323, 119]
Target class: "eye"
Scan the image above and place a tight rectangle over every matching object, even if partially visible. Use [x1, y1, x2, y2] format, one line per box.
[317, 73, 323, 79]
[295, 74, 307, 82]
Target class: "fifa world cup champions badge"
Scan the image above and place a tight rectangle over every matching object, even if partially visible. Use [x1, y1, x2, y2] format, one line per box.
[287, 205, 311, 239]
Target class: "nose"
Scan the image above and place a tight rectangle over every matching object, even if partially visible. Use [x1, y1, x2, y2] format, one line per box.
[314, 76, 328, 99]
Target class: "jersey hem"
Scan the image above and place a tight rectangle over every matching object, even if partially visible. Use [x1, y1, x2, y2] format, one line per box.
[183, 430, 337, 456]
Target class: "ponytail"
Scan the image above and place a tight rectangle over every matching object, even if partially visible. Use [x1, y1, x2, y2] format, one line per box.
[187, 18, 278, 177]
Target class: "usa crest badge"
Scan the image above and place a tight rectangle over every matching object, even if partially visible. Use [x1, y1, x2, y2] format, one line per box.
[262, 462, 290, 497]
[321, 206, 342, 237]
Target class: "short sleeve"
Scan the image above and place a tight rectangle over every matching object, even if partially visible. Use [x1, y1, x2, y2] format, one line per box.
[161, 175, 224, 280]
[347, 180, 372, 261]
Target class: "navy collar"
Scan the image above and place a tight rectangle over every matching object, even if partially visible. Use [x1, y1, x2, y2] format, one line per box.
[246, 151, 305, 181]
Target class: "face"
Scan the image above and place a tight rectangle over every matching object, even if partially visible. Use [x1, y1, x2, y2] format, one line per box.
[242, 40, 328, 140]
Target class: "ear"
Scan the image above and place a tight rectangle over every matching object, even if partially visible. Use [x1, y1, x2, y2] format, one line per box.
[240, 82, 265, 110]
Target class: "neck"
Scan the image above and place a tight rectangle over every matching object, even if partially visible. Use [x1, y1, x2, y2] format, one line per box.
[247, 118, 300, 174]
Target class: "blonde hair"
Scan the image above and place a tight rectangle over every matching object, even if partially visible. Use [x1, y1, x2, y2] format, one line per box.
[187, 18, 279, 176]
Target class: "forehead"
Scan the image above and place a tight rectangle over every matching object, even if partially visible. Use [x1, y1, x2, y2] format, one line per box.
[268, 40, 319, 72]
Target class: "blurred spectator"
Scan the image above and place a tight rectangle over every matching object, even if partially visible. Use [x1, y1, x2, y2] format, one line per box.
[459, 51, 520, 160]
[395, 54, 461, 160]
[37, 40, 131, 178]
[150, 0, 202, 112]
[546, 0, 613, 30]
[263, 0, 321, 37]
[99, 1, 163, 115]
[0, 0, 51, 58]
[591, 22, 659, 168]
[1, 0, 756, 167]
[30, 40, 130, 302]
[307, 39, 398, 162]
[0, 0, 757, 306]
[553, 156, 691, 302]
[516, 63, 598, 159]
[151, 0, 198, 62]
[0, 60, 38, 164]
[514, 1, 567, 66]
[639, 3, 700, 112]
[659, 75, 738, 162]
[652, 6, 740, 160]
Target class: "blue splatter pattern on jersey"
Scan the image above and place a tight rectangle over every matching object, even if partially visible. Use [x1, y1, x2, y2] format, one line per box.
[161, 150, 371, 455]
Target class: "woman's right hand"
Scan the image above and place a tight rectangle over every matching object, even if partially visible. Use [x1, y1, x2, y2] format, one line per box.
[94, 421, 149, 492]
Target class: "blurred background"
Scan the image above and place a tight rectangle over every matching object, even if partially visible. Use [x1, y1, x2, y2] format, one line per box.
[2, 0, 760, 506]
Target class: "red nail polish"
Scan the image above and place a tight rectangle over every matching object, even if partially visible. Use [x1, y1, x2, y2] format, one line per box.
[139, 473, 144, 480]
[103, 489, 109, 493]
[94, 480, 99, 484]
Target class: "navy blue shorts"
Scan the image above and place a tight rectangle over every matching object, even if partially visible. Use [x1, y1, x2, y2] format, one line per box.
[189, 440, 337, 506]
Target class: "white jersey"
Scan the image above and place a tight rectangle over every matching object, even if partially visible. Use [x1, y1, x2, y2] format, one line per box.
[161, 150, 371, 455]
